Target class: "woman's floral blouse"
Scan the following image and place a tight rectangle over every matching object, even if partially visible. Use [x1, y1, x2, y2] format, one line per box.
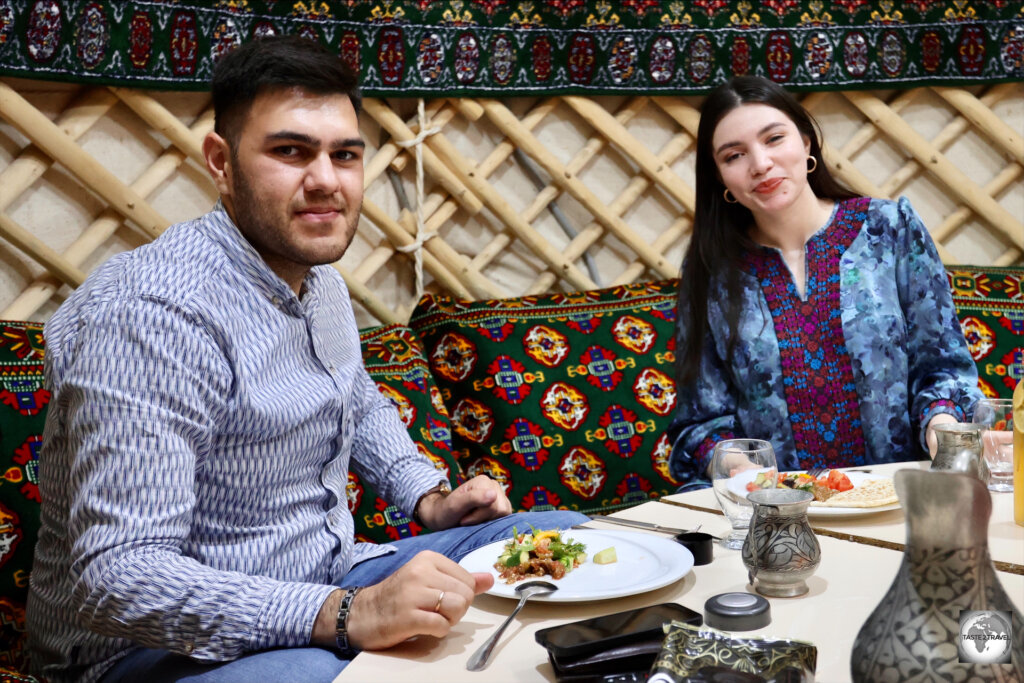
[668, 196, 981, 486]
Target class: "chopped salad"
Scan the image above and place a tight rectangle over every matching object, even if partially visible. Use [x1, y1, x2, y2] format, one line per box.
[494, 526, 587, 584]
[746, 468, 854, 503]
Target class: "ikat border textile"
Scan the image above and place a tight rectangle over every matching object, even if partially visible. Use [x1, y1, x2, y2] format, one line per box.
[356, 323, 465, 544]
[0, 1, 1021, 95]
[0, 321, 46, 675]
[0, 667, 36, 682]
[409, 281, 683, 516]
[947, 265, 1024, 400]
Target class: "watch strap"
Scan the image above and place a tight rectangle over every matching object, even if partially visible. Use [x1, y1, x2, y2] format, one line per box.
[413, 480, 452, 526]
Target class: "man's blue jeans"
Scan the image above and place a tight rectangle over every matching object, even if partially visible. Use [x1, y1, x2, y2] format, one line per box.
[101, 510, 588, 683]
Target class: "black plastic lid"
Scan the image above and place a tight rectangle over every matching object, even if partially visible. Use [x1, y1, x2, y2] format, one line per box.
[703, 592, 771, 631]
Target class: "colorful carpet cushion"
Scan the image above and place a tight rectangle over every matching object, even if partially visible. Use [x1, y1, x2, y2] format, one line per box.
[947, 266, 1024, 398]
[0, 322, 47, 675]
[0, 666, 38, 683]
[355, 324, 465, 543]
[409, 281, 683, 515]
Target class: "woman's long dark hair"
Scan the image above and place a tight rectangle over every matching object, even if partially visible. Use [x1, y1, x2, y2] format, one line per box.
[676, 76, 857, 385]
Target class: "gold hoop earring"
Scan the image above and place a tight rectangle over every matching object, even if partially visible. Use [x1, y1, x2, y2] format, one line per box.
[723, 188, 738, 204]
[807, 155, 818, 173]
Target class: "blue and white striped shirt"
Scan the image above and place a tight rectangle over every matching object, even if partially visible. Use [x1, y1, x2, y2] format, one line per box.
[27, 205, 444, 683]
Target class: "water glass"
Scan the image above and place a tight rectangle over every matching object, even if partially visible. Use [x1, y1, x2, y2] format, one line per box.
[710, 439, 778, 549]
[973, 398, 1015, 492]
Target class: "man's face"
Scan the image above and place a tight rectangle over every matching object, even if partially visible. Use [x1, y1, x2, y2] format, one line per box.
[218, 87, 364, 288]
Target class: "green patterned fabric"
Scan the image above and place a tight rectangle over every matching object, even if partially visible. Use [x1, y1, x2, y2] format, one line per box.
[947, 265, 1024, 399]
[0, 322, 46, 675]
[0, 1, 1020, 96]
[409, 281, 683, 515]
[354, 324, 464, 543]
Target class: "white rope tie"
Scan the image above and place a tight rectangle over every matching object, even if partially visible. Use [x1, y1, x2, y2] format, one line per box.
[395, 99, 439, 303]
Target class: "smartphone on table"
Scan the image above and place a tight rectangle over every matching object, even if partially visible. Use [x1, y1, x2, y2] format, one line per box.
[535, 602, 702, 680]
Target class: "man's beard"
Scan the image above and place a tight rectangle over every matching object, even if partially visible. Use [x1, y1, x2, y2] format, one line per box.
[229, 156, 359, 268]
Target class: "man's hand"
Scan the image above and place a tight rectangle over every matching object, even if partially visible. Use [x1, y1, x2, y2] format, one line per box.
[327, 550, 492, 651]
[416, 475, 512, 530]
[925, 413, 958, 458]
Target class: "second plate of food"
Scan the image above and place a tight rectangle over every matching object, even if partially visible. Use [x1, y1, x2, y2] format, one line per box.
[726, 470, 901, 518]
[459, 529, 694, 602]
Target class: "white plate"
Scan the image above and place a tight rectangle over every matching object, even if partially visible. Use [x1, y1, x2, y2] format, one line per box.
[726, 470, 901, 518]
[460, 529, 693, 602]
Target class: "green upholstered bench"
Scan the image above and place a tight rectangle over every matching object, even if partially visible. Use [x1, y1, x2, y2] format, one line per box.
[1, 265, 1021, 678]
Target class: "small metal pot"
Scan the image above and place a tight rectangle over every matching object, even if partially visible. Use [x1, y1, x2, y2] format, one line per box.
[741, 488, 821, 598]
[930, 422, 990, 483]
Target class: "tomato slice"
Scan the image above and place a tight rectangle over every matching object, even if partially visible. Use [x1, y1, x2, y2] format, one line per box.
[824, 470, 854, 491]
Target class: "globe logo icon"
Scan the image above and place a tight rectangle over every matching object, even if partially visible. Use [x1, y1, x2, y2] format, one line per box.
[958, 610, 1013, 665]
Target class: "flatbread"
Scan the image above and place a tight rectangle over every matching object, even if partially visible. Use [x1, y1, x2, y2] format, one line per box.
[813, 478, 898, 508]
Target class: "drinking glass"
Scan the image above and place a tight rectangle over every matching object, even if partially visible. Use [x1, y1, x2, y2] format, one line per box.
[710, 439, 778, 549]
[973, 398, 1015, 492]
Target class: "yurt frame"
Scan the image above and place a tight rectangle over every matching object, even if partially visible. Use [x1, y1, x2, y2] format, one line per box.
[0, 79, 1021, 326]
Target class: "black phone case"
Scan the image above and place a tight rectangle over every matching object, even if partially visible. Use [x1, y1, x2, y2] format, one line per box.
[536, 602, 702, 659]
[549, 638, 665, 678]
[536, 602, 702, 680]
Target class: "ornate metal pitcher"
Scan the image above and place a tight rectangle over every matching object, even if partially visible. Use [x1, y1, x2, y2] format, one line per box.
[741, 488, 821, 598]
[851, 469, 1024, 681]
[931, 422, 990, 483]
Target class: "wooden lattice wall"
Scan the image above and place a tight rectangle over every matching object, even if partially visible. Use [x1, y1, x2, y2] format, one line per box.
[0, 77, 1021, 328]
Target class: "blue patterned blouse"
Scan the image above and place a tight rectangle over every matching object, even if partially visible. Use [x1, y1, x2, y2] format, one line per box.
[668, 196, 981, 486]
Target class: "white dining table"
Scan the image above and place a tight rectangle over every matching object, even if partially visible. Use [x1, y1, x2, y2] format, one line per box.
[337, 462, 1024, 683]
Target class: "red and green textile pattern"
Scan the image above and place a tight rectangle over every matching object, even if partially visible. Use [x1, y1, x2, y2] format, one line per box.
[409, 281, 683, 516]
[0, 322, 46, 676]
[947, 265, 1024, 399]
[0, 666, 38, 683]
[356, 324, 465, 544]
[0, 2, 1020, 95]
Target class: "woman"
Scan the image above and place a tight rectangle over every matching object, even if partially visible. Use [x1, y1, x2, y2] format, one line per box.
[667, 75, 980, 485]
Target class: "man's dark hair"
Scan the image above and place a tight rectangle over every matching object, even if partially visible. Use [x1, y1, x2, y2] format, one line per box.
[211, 35, 362, 147]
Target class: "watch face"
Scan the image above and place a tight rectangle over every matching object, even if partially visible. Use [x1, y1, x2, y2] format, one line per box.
[439, 481, 452, 495]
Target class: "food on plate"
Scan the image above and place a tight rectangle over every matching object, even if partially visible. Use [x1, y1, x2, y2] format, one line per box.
[593, 547, 617, 564]
[745, 469, 895, 507]
[819, 478, 898, 508]
[494, 527, 587, 583]
[745, 469, 779, 492]
[779, 469, 853, 503]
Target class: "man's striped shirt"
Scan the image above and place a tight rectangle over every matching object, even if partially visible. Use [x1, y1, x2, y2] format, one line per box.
[27, 206, 443, 682]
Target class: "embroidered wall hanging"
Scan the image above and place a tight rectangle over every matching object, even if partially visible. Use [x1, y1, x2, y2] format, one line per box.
[0, 1, 1020, 95]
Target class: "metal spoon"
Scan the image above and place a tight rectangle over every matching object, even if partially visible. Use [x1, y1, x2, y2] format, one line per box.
[466, 580, 558, 671]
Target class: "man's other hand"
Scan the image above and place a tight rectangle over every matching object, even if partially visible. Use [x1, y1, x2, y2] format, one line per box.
[346, 550, 493, 651]
[417, 475, 513, 530]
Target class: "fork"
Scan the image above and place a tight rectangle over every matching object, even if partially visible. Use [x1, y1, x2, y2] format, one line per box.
[805, 466, 827, 480]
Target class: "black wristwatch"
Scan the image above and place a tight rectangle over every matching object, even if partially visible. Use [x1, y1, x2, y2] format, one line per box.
[335, 586, 363, 656]
[413, 480, 452, 525]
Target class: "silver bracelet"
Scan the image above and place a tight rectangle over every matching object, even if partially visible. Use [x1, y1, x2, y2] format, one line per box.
[335, 586, 363, 655]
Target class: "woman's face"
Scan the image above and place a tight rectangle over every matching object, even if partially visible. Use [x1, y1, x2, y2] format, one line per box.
[710, 103, 812, 219]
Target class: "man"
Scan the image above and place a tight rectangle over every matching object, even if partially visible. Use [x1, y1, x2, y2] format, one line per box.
[27, 36, 586, 683]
